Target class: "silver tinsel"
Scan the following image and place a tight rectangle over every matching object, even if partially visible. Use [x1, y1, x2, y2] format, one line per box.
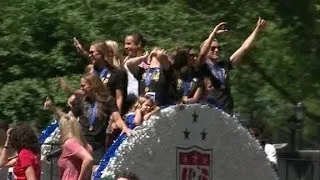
[101, 104, 278, 180]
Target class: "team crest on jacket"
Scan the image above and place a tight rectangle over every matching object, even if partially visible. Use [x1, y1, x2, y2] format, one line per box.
[176, 146, 212, 180]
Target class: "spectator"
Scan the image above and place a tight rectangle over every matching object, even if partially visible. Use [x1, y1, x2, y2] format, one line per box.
[0, 121, 13, 179]
[0, 121, 10, 154]
[0, 122, 41, 180]
[58, 115, 93, 180]
[249, 128, 278, 173]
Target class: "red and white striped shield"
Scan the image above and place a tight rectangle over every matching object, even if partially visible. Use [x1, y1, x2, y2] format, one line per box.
[177, 146, 212, 180]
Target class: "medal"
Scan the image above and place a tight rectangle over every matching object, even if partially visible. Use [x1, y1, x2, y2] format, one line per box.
[153, 70, 160, 81]
[89, 125, 94, 131]
[103, 78, 109, 84]
[177, 79, 183, 89]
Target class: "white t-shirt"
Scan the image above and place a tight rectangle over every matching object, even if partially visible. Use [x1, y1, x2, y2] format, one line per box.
[124, 63, 139, 97]
[264, 143, 277, 165]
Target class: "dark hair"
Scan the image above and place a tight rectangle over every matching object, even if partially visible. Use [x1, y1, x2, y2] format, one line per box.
[115, 170, 139, 180]
[127, 33, 146, 48]
[249, 128, 261, 138]
[171, 47, 189, 70]
[9, 122, 39, 153]
[0, 120, 10, 131]
[183, 45, 193, 52]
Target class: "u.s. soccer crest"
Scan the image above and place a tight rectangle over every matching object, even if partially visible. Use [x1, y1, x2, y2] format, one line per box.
[177, 146, 212, 180]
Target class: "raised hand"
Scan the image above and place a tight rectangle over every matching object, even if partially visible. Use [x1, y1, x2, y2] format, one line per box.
[73, 37, 87, 56]
[149, 47, 161, 57]
[212, 22, 228, 36]
[256, 17, 266, 30]
[6, 128, 12, 139]
[57, 77, 71, 94]
[43, 96, 54, 110]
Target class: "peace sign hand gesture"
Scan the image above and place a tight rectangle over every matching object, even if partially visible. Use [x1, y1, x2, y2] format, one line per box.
[256, 17, 266, 30]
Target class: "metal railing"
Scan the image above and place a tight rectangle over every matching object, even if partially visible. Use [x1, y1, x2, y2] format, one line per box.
[278, 151, 320, 180]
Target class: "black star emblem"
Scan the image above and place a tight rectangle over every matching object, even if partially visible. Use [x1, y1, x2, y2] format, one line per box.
[183, 128, 191, 140]
[192, 111, 199, 123]
[201, 129, 207, 141]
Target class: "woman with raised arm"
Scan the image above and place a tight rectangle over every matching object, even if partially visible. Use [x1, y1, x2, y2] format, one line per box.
[122, 33, 149, 100]
[40, 89, 85, 176]
[74, 39, 127, 113]
[0, 123, 41, 180]
[0, 121, 15, 179]
[87, 40, 127, 114]
[125, 48, 176, 106]
[79, 73, 131, 166]
[43, 89, 85, 119]
[58, 115, 93, 180]
[123, 33, 146, 64]
[196, 17, 267, 114]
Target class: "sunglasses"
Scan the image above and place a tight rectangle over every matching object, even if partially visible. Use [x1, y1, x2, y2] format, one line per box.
[210, 46, 221, 51]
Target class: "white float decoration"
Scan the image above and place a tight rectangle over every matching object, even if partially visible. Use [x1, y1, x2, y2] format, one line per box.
[39, 120, 60, 180]
[94, 104, 278, 180]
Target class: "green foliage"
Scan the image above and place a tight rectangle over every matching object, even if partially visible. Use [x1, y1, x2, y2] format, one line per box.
[0, 0, 319, 147]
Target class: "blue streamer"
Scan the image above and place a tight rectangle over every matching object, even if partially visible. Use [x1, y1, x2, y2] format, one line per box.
[93, 124, 135, 179]
[38, 119, 59, 144]
[93, 113, 136, 179]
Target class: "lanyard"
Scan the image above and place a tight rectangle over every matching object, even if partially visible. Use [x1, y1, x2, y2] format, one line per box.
[182, 76, 193, 96]
[88, 102, 97, 126]
[183, 81, 192, 96]
[207, 62, 225, 84]
[95, 67, 109, 79]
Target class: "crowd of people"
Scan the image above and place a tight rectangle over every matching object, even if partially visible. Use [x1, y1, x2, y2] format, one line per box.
[0, 17, 271, 180]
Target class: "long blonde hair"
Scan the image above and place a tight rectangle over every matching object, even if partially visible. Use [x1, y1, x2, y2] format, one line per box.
[59, 115, 87, 146]
[105, 40, 122, 67]
[90, 40, 117, 70]
[81, 73, 113, 119]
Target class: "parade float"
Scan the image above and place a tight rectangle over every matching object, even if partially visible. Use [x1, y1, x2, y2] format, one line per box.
[40, 104, 278, 180]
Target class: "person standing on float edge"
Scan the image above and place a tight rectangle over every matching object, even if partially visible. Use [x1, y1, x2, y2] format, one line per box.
[196, 17, 267, 114]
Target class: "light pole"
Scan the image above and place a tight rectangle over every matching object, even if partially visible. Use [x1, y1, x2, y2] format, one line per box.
[295, 102, 305, 150]
[288, 102, 305, 151]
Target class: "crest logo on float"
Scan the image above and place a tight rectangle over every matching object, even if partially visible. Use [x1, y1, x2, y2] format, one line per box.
[176, 146, 212, 180]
